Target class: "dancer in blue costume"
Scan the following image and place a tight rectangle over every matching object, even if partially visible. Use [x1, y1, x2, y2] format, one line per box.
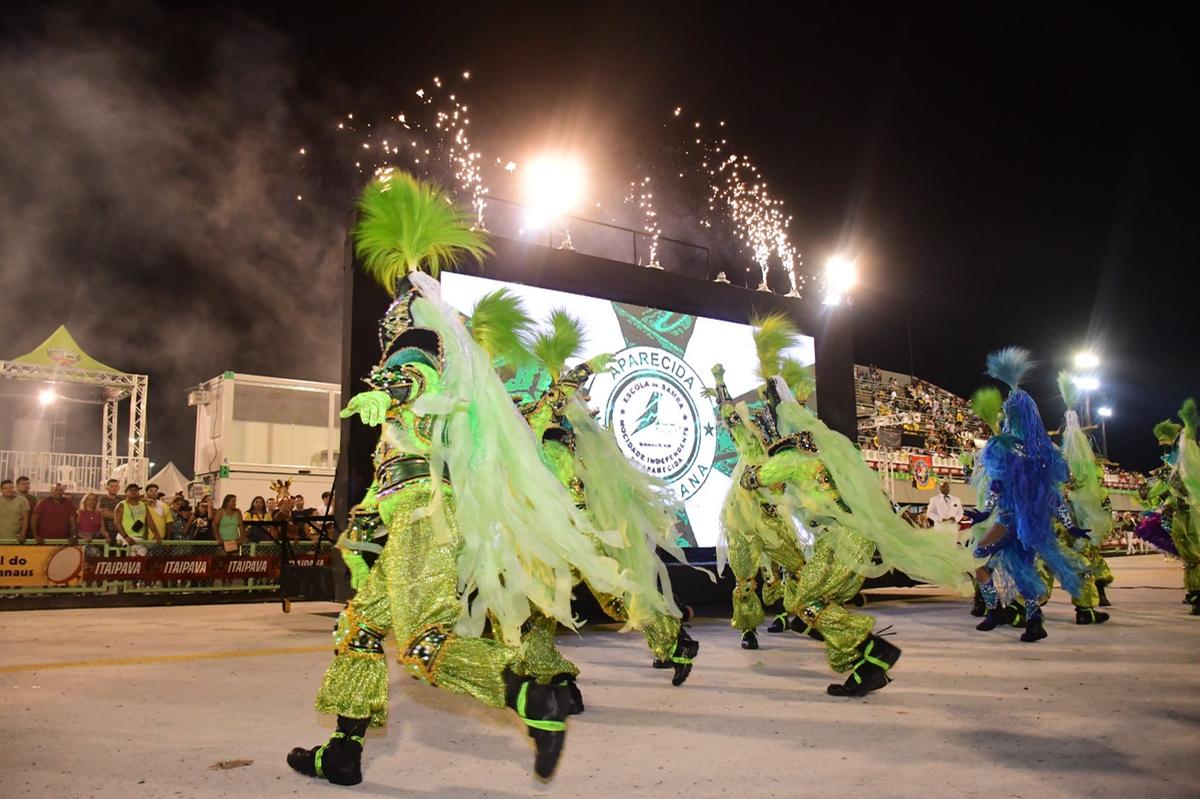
[970, 348, 1088, 643]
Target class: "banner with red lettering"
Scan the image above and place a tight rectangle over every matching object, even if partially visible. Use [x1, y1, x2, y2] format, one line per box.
[83, 553, 331, 581]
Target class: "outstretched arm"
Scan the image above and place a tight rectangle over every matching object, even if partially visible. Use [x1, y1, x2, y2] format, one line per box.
[340, 391, 391, 427]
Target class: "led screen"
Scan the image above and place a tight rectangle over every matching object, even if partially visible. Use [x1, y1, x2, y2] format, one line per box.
[441, 273, 815, 547]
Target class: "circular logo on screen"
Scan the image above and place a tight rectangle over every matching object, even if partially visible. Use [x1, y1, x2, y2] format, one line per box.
[598, 346, 717, 499]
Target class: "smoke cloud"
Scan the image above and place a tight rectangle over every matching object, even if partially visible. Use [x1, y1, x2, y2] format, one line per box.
[0, 6, 346, 470]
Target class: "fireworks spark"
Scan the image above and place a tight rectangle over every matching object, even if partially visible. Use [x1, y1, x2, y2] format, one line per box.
[674, 111, 805, 295]
[626, 176, 661, 268]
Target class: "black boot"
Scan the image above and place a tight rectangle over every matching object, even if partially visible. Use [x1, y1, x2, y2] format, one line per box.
[788, 615, 825, 641]
[766, 613, 788, 633]
[1007, 601, 1029, 629]
[554, 673, 584, 715]
[826, 634, 902, 697]
[1184, 590, 1199, 606]
[1075, 606, 1110, 625]
[651, 658, 671, 669]
[975, 605, 1013, 631]
[1191, 594, 1200, 616]
[667, 627, 700, 686]
[1097, 582, 1112, 607]
[287, 715, 368, 786]
[971, 586, 987, 617]
[740, 629, 759, 650]
[1020, 613, 1048, 643]
[504, 667, 569, 779]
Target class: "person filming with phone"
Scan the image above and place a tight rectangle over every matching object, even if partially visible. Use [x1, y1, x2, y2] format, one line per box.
[114, 484, 161, 555]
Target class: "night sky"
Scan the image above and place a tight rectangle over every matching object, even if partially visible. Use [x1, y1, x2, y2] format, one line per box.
[1, 3, 1196, 473]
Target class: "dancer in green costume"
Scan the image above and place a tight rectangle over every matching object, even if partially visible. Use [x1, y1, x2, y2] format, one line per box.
[1056, 372, 1115, 618]
[288, 173, 632, 785]
[716, 316, 978, 695]
[511, 311, 700, 703]
[710, 363, 808, 652]
[1136, 400, 1200, 614]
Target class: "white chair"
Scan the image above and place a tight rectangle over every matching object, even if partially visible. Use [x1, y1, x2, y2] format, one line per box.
[56, 465, 77, 493]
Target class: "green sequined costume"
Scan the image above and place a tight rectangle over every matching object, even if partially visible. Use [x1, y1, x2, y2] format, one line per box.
[1141, 404, 1200, 610]
[711, 366, 873, 675]
[512, 360, 688, 678]
[315, 325, 518, 726]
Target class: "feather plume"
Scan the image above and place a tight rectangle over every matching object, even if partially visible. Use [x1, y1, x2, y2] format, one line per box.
[780, 358, 815, 402]
[468, 289, 534, 366]
[985, 346, 1035, 390]
[971, 387, 1003, 435]
[531, 309, 585, 381]
[1135, 513, 1178, 557]
[353, 173, 492, 294]
[1154, 419, 1182, 445]
[1180, 398, 1199, 440]
[752, 313, 799, 381]
[1056, 370, 1079, 410]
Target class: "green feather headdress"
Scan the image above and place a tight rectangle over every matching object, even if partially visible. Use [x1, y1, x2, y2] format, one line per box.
[752, 312, 799, 382]
[1056, 370, 1079, 410]
[1181, 398, 1199, 441]
[970, 386, 1003, 436]
[353, 172, 492, 295]
[1153, 419, 1182, 445]
[531, 309, 586, 381]
[781, 358, 815, 403]
[468, 289, 534, 367]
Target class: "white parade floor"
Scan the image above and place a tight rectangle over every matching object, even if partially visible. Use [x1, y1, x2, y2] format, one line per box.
[1, 553, 1196, 798]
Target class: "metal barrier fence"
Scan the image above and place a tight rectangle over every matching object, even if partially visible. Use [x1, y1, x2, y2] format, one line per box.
[0, 517, 337, 599]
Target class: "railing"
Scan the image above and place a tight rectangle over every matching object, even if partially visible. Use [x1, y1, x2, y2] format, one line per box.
[0, 450, 149, 493]
[0, 536, 334, 597]
[861, 449, 967, 477]
[483, 197, 712, 277]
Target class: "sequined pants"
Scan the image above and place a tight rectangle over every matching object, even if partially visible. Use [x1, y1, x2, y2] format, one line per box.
[729, 517, 872, 674]
[314, 482, 516, 726]
[514, 589, 682, 684]
[783, 532, 874, 674]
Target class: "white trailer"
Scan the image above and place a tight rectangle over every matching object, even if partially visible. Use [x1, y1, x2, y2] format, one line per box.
[189, 372, 340, 508]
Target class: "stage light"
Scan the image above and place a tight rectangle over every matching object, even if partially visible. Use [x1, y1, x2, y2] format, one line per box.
[1098, 406, 1113, 418]
[1074, 351, 1100, 370]
[823, 255, 857, 305]
[522, 155, 585, 223]
[38, 388, 57, 406]
[1073, 374, 1100, 392]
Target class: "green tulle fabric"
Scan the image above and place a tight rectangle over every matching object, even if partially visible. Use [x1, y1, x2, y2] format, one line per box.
[406, 273, 631, 644]
[565, 398, 692, 626]
[1061, 410, 1114, 545]
[715, 401, 807, 577]
[1178, 434, 1200, 550]
[775, 399, 979, 595]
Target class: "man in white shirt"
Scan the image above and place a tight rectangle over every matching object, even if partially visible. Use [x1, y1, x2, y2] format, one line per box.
[926, 482, 965, 543]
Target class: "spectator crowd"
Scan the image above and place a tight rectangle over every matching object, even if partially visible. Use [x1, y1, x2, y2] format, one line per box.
[0, 476, 335, 551]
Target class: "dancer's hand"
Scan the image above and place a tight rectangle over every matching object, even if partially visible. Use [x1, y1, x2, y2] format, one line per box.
[962, 507, 991, 525]
[341, 391, 390, 427]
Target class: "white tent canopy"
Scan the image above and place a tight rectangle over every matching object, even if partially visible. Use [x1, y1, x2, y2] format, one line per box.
[148, 461, 189, 497]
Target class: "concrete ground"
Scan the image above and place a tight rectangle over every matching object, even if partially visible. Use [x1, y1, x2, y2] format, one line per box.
[1, 554, 1196, 799]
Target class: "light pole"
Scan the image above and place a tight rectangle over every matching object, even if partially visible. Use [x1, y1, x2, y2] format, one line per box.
[1072, 374, 1100, 427]
[1097, 406, 1113, 459]
[1072, 351, 1101, 428]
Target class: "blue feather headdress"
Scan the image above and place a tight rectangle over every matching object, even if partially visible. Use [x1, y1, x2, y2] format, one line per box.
[985, 346, 1035, 391]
